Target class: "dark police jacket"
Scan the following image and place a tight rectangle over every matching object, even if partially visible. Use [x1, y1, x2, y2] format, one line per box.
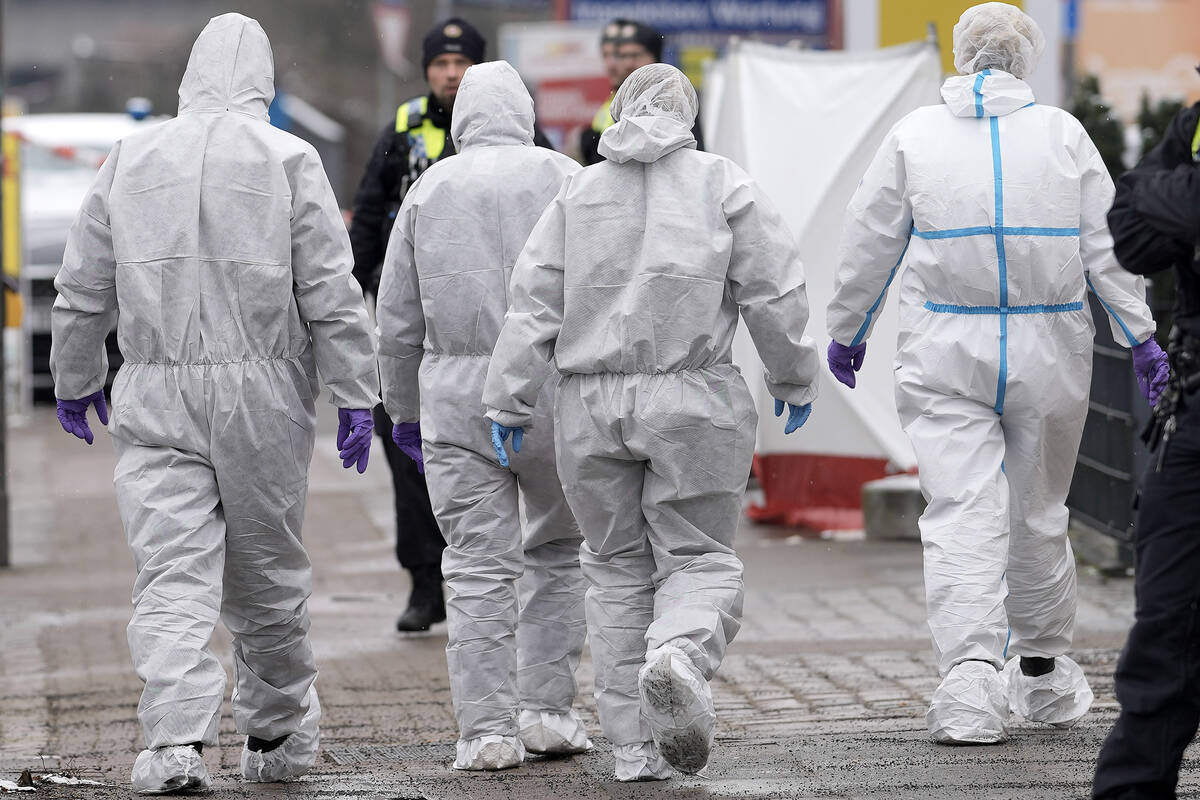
[349, 92, 553, 295]
[1108, 102, 1200, 334]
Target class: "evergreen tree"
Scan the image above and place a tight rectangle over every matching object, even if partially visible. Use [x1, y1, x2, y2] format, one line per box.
[1069, 74, 1125, 180]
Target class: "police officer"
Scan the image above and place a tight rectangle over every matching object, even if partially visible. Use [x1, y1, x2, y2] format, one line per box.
[1093, 95, 1200, 799]
[579, 19, 704, 166]
[350, 18, 552, 633]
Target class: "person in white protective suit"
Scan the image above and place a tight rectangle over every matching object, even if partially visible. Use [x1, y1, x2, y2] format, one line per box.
[376, 60, 589, 772]
[482, 63, 820, 780]
[825, 2, 1169, 745]
[49, 13, 380, 792]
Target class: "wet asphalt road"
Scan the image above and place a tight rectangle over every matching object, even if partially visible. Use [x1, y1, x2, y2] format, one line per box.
[1, 406, 1194, 799]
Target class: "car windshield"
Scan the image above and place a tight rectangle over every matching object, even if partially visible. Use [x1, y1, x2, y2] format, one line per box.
[20, 140, 106, 176]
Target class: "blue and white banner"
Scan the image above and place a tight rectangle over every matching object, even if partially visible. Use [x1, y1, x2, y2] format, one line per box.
[460, 0, 552, 7]
[569, 0, 828, 35]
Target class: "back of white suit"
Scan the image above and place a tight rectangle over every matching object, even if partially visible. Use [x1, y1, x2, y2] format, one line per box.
[49, 12, 378, 776]
[827, 69, 1154, 683]
[482, 64, 820, 776]
[376, 60, 587, 767]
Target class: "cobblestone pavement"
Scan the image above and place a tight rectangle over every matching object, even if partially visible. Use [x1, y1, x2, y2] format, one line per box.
[1, 407, 1194, 799]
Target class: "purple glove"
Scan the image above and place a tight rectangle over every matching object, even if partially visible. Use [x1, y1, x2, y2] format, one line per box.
[828, 341, 867, 388]
[391, 422, 424, 474]
[337, 408, 373, 474]
[56, 390, 109, 445]
[1132, 338, 1170, 407]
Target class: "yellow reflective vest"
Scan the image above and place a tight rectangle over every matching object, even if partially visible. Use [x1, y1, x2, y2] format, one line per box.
[591, 94, 615, 135]
[396, 95, 447, 162]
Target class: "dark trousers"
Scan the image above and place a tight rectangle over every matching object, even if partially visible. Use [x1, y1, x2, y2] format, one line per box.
[1094, 398, 1200, 799]
[372, 405, 444, 573]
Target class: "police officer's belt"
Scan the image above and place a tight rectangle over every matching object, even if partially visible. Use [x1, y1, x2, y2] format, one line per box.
[1168, 327, 1200, 391]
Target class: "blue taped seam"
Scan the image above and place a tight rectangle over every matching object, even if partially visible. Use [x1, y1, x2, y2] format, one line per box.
[1085, 275, 1140, 346]
[1002, 226, 1078, 236]
[923, 301, 1083, 315]
[912, 225, 993, 240]
[851, 237, 911, 347]
[997, 314, 1009, 414]
[911, 225, 1079, 239]
[990, 115, 1007, 414]
[974, 70, 989, 119]
[991, 117, 1005, 232]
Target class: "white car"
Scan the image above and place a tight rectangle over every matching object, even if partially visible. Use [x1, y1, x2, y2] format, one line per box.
[3, 110, 168, 400]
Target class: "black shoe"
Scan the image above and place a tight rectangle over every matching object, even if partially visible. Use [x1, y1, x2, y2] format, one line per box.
[395, 602, 446, 632]
[246, 734, 289, 753]
[1020, 656, 1055, 677]
[396, 565, 445, 633]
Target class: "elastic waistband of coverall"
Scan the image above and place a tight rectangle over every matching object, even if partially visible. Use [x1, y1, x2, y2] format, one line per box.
[563, 362, 740, 378]
[122, 353, 308, 367]
[922, 300, 1084, 315]
[421, 350, 493, 359]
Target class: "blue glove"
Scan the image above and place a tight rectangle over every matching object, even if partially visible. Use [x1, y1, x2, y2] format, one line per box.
[491, 421, 524, 468]
[392, 422, 424, 474]
[774, 398, 812, 434]
[828, 340, 867, 388]
[337, 408, 373, 473]
[55, 389, 108, 445]
[1132, 338, 1170, 407]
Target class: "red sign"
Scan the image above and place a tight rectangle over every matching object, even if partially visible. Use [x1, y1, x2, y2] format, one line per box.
[535, 75, 611, 128]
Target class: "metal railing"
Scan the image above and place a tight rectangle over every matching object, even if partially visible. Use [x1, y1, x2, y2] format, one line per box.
[1066, 291, 1156, 572]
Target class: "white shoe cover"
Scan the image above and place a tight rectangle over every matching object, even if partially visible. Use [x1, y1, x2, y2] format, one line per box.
[131, 746, 211, 794]
[927, 661, 1009, 744]
[613, 741, 672, 782]
[518, 709, 593, 755]
[638, 644, 716, 774]
[1002, 656, 1094, 728]
[453, 735, 525, 771]
[241, 688, 321, 782]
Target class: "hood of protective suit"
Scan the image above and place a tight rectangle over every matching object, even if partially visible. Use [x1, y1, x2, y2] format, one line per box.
[178, 13, 275, 119]
[451, 61, 535, 151]
[952, 2, 1044, 79]
[598, 63, 697, 164]
[941, 70, 1034, 118]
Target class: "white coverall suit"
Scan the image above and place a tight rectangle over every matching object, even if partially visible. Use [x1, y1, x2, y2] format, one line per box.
[827, 71, 1155, 683]
[376, 61, 588, 770]
[50, 11, 378, 773]
[483, 65, 820, 777]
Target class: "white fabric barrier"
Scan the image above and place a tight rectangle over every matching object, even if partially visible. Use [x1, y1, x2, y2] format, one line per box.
[708, 40, 942, 470]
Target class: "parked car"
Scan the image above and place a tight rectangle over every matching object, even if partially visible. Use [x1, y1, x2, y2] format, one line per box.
[3, 107, 168, 403]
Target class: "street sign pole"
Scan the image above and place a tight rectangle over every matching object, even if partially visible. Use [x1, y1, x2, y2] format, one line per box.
[0, 1, 10, 569]
[1064, 0, 1078, 101]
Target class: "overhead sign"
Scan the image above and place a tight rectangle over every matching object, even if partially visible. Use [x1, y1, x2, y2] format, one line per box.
[498, 21, 605, 81]
[458, 0, 550, 5]
[569, 0, 828, 35]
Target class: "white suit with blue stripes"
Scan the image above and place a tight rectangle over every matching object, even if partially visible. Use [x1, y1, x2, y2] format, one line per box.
[827, 70, 1155, 676]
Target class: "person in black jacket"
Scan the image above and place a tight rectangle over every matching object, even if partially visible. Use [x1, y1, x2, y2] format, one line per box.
[578, 20, 704, 166]
[1094, 98, 1200, 800]
[350, 17, 553, 633]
